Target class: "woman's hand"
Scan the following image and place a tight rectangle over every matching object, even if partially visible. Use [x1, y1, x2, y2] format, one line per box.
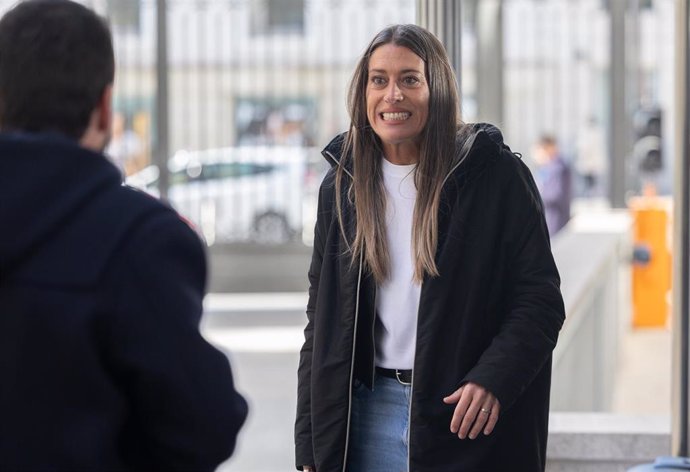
[303, 466, 315, 471]
[443, 382, 500, 440]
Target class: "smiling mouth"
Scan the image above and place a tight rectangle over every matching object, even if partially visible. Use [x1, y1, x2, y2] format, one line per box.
[381, 112, 411, 121]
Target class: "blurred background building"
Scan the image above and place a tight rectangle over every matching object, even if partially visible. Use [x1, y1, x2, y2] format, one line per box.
[4, 0, 682, 470]
[72, 0, 674, 251]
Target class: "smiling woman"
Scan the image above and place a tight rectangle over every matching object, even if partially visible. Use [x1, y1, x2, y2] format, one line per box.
[365, 44, 429, 165]
[295, 24, 566, 472]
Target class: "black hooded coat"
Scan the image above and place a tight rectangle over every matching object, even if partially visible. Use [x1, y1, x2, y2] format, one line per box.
[295, 124, 565, 472]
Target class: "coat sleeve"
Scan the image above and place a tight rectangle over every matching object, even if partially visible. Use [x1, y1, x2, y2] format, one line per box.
[461, 152, 566, 411]
[295, 176, 332, 470]
[102, 210, 248, 470]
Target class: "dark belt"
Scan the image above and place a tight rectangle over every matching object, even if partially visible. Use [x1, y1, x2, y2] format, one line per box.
[376, 367, 413, 385]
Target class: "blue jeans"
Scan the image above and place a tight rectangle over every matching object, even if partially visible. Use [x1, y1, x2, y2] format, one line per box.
[347, 374, 411, 472]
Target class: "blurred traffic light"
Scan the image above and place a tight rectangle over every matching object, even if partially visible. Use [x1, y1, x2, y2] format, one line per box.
[632, 106, 663, 173]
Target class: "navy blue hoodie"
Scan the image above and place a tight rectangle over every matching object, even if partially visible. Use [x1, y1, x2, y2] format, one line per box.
[0, 133, 247, 470]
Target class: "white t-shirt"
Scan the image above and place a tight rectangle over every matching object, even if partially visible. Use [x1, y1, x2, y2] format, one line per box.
[375, 157, 421, 370]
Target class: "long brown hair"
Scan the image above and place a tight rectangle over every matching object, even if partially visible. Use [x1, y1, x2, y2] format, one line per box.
[335, 24, 473, 284]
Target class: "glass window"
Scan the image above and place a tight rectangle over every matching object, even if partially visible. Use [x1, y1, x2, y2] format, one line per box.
[235, 98, 316, 146]
[106, 0, 140, 33]
[251, 0, 305, 35]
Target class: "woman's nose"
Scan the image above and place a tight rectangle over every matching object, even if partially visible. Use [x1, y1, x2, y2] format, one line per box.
[384, 82, 403, 103]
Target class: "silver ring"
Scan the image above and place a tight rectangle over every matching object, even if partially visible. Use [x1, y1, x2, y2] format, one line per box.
[480, 408, 490, 414]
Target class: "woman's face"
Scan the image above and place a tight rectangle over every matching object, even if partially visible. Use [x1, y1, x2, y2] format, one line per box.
[366, 44, 429, 150]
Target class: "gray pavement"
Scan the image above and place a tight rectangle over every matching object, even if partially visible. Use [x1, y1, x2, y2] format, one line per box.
[202, 298, 304, 472]
[611, 327, 671, 415]
[201, 294, 673, 471]
[217, 350, 299, 472]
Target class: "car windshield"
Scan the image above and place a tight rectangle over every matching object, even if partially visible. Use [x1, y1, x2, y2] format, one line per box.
[162, 162, 276, 187]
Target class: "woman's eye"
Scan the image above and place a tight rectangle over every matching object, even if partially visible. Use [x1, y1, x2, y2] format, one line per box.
[403, 76, 420, 85]
[371, 76, 386, 86]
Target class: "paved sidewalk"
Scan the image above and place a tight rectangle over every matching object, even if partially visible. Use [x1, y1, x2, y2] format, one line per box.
[204, 293, 675, 471]
[612, 327, 672, 415]
[202, 293, 304, 472]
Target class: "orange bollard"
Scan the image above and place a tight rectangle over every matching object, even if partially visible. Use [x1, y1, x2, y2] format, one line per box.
[629, 195, 672, 328]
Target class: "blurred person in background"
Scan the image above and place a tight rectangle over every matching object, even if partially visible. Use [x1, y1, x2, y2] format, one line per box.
[295, 24, 565, 472]
[106, 112, 144, 176]
[533, 134, 572, 236]
[0, 1, 247, 470]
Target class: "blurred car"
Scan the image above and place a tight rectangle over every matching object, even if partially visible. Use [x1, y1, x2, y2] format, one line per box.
[126, 146, 313, 245]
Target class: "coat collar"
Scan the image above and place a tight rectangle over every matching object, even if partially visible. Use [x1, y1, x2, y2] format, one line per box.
[321, 123, 506, 186]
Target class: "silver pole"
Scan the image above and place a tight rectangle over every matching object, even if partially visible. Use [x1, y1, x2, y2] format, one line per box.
[609, 0, 629, 208]
[474, 0, 503, 128]
[155, 0, 169, 201]
[416, 0, 463, 94]
[672, 0, 690, 457]
[672, 0, 690, 458]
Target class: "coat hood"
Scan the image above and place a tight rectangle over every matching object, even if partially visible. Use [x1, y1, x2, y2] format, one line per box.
[0, 132, 121, 273]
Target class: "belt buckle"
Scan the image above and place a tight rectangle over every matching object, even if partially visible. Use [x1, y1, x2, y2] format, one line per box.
[395, 369, 412, 386]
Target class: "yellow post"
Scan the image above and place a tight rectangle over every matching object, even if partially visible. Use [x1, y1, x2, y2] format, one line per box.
[630, 195, 672, 328]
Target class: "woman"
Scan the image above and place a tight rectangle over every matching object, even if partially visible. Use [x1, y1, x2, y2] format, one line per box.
[295, 24, 565, 472]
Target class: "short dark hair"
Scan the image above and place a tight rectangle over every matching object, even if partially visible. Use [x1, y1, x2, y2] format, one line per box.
[0, 0, 114, 139]
[539, 134, 557, 147]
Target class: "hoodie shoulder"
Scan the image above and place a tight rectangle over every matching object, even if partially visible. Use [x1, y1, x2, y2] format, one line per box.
[12, 184, 188, 288]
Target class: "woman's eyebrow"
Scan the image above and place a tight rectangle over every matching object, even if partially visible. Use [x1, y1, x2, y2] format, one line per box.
[368, 68, 423, 74]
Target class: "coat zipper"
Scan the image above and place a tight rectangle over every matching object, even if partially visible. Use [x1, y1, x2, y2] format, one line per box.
[371, 288, 377, 387]
[407, 370, 415, 472]
[323, 150, 354, 179]
[407, 284, 425, 472]
[341, 249, 364, 472]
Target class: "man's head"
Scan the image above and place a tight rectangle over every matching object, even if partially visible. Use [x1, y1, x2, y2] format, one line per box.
[0, 0, 114, 150]
[534, 134, 559, 165]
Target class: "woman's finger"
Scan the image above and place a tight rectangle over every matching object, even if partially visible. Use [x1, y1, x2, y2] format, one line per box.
[443, 385, 463, 404]
[484, 401, 501, 436]
[449, 387, 471, 433]
[468, 400, 493, 439]
[458, 393, 485, 439]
